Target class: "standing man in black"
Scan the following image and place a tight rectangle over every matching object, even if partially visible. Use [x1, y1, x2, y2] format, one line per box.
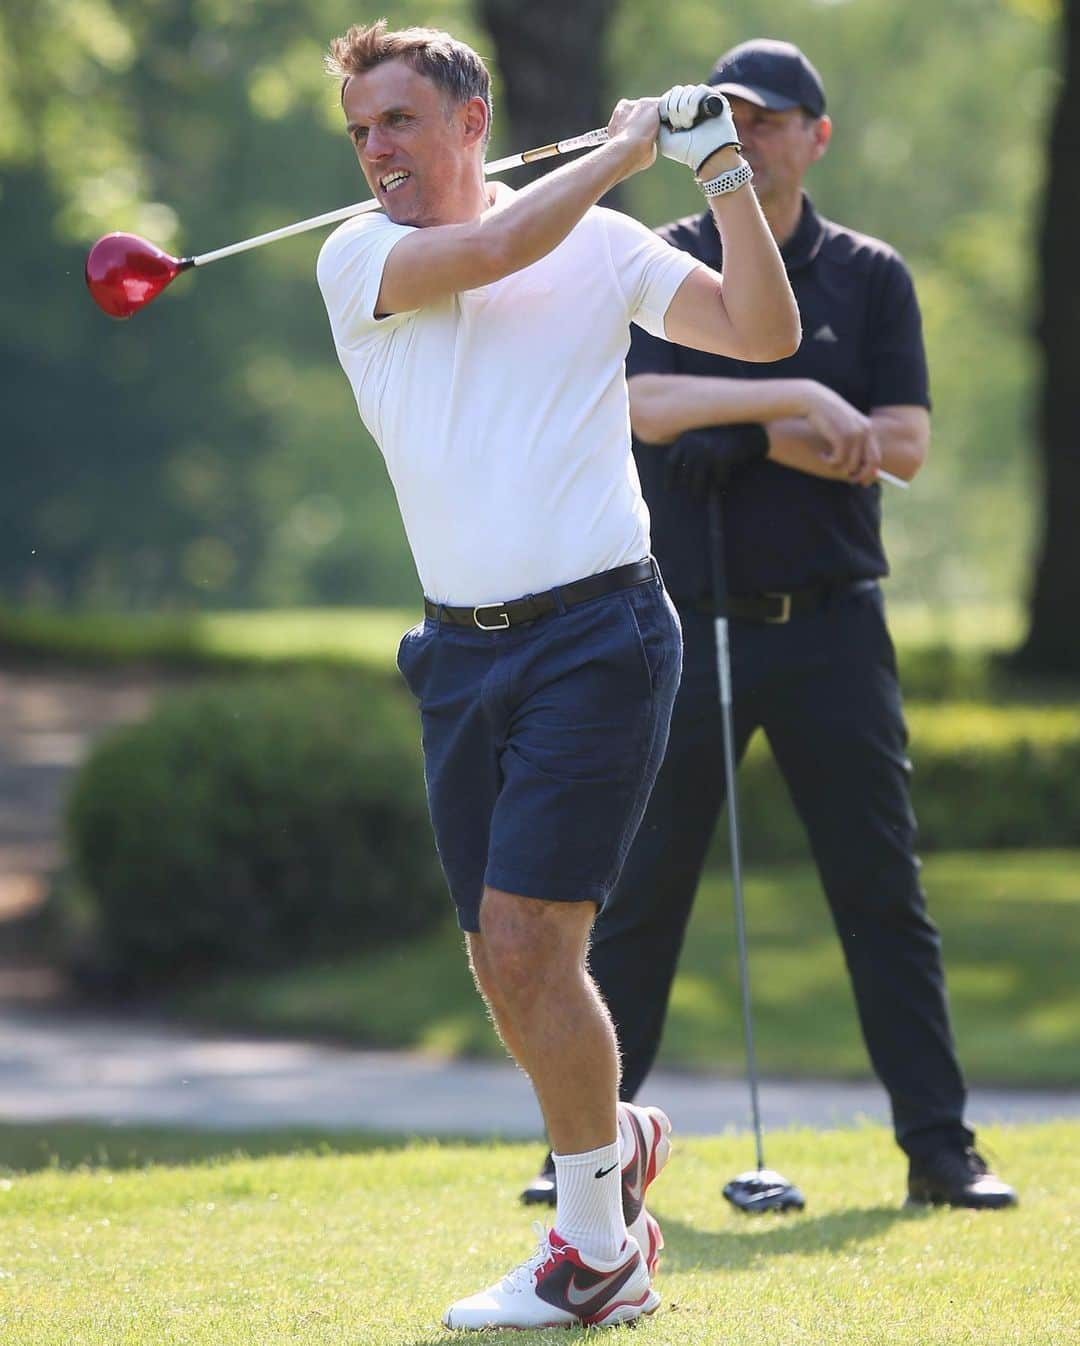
[523, 39, 1016, 1211]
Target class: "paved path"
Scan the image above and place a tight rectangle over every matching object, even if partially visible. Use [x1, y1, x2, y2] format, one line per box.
[1, 1005, 1076, 1137]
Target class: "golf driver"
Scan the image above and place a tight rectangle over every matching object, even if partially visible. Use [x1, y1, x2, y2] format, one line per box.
[86, 96, 731, 319]
[709, 489, 806, 1215]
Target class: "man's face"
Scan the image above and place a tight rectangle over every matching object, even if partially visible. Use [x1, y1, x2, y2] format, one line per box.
[342, 59, 485, 227]
[727, 97, 829, 202]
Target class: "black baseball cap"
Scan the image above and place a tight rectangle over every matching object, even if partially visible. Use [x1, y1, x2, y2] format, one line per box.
[708, 39, 826, 118]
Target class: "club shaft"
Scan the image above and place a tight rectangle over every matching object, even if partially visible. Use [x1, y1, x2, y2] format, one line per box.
[191, 127, 613, 268]
[709, 493, 767, 1173]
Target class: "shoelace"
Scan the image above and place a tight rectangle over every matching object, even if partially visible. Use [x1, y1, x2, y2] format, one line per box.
[502, 1221, 557, 1295]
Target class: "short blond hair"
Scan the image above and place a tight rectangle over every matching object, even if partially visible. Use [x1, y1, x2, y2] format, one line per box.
[326, 19, 493, 137]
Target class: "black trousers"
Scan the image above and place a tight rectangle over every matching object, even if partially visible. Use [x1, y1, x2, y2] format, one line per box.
[589, 584, 974, 1161]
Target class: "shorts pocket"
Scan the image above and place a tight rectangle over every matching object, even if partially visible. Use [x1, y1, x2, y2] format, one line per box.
[395, 621, 430, 696]
[620, 588, 680, 696]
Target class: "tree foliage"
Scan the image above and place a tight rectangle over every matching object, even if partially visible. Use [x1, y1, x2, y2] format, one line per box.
[479, 0, 620, 188]
[0, 0, 1063, 614]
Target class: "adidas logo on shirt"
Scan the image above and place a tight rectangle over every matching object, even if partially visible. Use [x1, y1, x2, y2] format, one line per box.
[812, 323, 839, 343]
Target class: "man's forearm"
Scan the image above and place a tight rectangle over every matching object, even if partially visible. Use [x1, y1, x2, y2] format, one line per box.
[768, 408, 929, 482]
[661, 152, 800, 363]
[481, 137, 642, 277]
[766, 419, 851, 481]
[868, 407, 929, 480]
[629, 374, 813, 444]
[704, 157, 801, 362]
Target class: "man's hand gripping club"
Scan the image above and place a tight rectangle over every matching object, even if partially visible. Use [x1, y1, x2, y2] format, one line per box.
[658, 85, 741, 176]
[605, 85, 741, 182]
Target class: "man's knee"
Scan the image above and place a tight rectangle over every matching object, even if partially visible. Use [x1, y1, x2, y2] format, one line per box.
[478, 887, 595, 997]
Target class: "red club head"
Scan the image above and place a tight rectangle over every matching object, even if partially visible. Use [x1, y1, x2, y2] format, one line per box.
[85, 232, 193, 319]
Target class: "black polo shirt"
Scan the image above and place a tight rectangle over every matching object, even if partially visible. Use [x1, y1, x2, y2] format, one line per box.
[628, 194, 930, 600]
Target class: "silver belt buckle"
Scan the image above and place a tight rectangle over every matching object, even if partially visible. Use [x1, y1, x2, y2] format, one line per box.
[474, 604, 510, 631]
[763, 592, 792, 624]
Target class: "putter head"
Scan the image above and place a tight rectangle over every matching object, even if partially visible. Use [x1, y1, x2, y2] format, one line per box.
[723, 1168, 806, 1214]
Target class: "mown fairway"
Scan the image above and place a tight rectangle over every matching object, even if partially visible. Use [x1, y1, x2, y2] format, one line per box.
[0, 1122, 1074, 1345]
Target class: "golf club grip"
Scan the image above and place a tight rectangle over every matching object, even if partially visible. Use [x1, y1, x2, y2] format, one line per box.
[521, 95, 729, 166]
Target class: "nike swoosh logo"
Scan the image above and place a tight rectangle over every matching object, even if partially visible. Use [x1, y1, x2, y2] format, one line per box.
[594, 1163, 618, 1179]
[621, 1115, 645, 1221]
[564, 1263, 635, 1310]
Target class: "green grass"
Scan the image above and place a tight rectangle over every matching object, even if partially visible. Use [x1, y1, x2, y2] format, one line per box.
[0, 1121, 1073, 1344]
[0, 605, 417, 672]
[0, 601, 1018, 667]
[178, 850, 1080, 1087]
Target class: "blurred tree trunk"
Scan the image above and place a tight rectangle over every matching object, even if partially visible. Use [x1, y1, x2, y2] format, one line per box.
[1015, 0, 1080, 674]
[477, 0, 622, 203]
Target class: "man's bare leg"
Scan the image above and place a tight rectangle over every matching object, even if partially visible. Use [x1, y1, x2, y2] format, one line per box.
[469, 886, 619, 1153]
[465, 935, 534, 1075]
[466, 887, 628, 1264]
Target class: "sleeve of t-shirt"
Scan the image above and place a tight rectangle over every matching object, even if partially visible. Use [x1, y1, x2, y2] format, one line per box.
[316, 212, 417, 350]
[867, 252, 932, 410]
[598, 208, 702, 340]
[625, 318, 679, 381]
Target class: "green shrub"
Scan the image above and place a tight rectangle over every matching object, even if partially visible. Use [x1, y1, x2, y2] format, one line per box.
[66, 670, 445, 986]
[713, 702, 1080, 863]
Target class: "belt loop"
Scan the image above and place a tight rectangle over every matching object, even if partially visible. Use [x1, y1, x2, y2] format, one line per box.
[551, 585, 567, 616]
[436, 603, 444, 629]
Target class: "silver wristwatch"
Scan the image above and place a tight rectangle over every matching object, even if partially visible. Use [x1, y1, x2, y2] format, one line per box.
[698, 160, 754, 198]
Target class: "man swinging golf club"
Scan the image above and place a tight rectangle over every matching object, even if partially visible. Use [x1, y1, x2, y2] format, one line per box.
[316, 20, 798, 1332]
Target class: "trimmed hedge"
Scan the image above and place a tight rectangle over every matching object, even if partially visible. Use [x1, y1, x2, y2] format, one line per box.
[66, 668, 1078, 989]
[721, 701, 1080, 862]
[66, 670, 444, 986]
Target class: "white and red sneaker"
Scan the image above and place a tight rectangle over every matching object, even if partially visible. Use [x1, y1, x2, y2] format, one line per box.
[619, 1101, 672, 1277]
[443, 1222, 659, 1330]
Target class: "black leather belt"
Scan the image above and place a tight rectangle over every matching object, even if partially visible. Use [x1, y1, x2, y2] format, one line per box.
[687, 578, 878, 624]
[425, 558, 658, 630]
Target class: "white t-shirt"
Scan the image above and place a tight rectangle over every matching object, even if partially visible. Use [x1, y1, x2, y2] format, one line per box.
[317, 185, 701, 605]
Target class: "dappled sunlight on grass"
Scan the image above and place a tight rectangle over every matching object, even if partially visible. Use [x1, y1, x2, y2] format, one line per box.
[190, 607, 419, 665]
[886, 602, 1021, 648]
[178, 851, 1080, 1086]
[1021, 1001, 1080, 1043]
[946, 963, 1021, 1000]
[929, 849, 1080, 901]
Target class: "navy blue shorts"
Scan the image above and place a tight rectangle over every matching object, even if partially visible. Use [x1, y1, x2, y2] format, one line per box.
[396, 572, 682, 933]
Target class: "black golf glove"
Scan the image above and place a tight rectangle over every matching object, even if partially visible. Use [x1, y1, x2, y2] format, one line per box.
[663, 425, 769, 498]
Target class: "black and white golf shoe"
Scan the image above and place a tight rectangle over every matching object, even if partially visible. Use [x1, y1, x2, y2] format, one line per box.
[906, 1148, 1017, 1210]
[521, 1151, 557, 1207]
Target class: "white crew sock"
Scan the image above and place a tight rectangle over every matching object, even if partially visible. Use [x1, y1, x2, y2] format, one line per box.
[617, 1102, 635, 1165]
[552, 1139, 626, 1262]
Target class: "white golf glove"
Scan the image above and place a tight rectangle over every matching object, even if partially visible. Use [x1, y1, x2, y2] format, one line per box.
[658, 84, 740, 174]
